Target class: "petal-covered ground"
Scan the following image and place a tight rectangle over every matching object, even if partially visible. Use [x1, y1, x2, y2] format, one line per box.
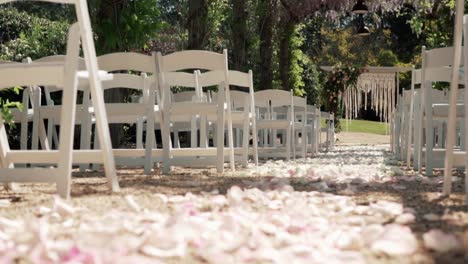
[0, 144, 467, 263]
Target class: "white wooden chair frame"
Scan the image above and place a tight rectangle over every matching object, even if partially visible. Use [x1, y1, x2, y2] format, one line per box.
[292, 96, 308, 159]
[255, 89, 294, 160]
[155, 50, 234, 174]
[306, 105, 320, 156]
[0, 60, 39, 154]
[33, 55, 91, 156]
[206, 70, 259, 167]
[0, 0, 119, 199]
[443, 3, 468, 203]
[416, 45, 465, 176]
[321, 112, 335, 151]
[170, 90, 204, 149]
[96, 52, 160, 174]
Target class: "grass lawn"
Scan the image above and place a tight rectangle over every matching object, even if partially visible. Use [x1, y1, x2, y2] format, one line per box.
[340, 119, 390, 135]
[322, 119, 390, 135]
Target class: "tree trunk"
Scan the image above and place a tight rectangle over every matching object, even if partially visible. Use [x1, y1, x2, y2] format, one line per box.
[258, 0, 277, 90]
[278, 11, 296, 91]
[94, 0, 129, 148]
[187, 0, 209, 49]
[231, 0, 247, 71]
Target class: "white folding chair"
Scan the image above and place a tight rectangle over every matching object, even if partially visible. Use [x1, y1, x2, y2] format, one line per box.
[155, 50, 234, 174]
[206, 70, 258, 167]
[443, 6, 467, 202]
[405, 68, 420, 169]
[4, 59, 39, 152]
[416, 45, 465, 176]
[396, 89, 413, 160]
[33, 55, 90, 154]
[306, 105, 320, 156]
[96, 52, 160, 173]
[321, 112, 335, 151]
[0, 0, 119, 198]
[292, 96, 307, 159]
[255, 89, 294, 160]
[170, 90, 203, 149]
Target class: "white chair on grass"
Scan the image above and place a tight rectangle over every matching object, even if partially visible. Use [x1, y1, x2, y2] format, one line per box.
[0, 0, 119, 199]
[255, 89, 294, 161]
[155, 50, 235, 174]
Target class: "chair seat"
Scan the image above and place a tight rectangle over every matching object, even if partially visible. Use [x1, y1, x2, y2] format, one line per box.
[257, 119, 290, 129]
[170, 102, 218, 115]
[10, 108, 34, 121]
[205, 111, 251, 123]
[39, 105, 91, 124]
[432, 103, 465, 118]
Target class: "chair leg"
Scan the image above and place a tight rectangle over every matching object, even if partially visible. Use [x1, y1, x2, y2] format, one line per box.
[161, 114, 172, 174]
[191, 116, 198, 148]
[0, 116, 18, 191]
[56, 36, 81, 199]
[20, 116, 28, 151]
[38, 118, 50, 151]
[75, 5, 119, 193]
[91, 126, 101, 171]
[424, 81, 433, 176]
[174, 130, 180, 148]
[241, 122, 249, 167]
[144, 116, 155, 174]
[200, 116, 207, 148]
[286, 127, 291, 161]
[216, 109, 225, 173]
[136, 118, 143, 149]
[252, 122, 259, 166]
[227, 117, 235, 172]
[301, 127, 307, 159]
[413, 94, 421, 171]
[79, 114, 92, 171]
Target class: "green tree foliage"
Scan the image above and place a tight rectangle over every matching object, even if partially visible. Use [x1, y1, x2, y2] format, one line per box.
[90, 0, 163, 53]
[0, 8, 69, 61]
[0, 7, 69, 126]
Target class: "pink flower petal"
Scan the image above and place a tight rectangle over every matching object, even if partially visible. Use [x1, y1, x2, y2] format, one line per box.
[423, 229, 460, 253]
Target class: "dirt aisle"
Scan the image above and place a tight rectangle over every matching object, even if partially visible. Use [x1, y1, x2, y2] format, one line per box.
[0, 143, 466, 263]
[336, 131, 390, 145]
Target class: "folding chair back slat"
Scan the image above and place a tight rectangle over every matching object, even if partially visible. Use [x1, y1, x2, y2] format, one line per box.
[425, 46, 464, 69]
[159, 50, 227, 72]
[98, 52, 155, 73]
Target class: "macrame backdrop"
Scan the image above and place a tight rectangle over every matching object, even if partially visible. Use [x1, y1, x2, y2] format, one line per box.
[341, 72, 396, 124]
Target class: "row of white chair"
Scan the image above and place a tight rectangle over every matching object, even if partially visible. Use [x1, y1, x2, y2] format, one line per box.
[0, 0, 333, 199]
[4, 53, 331, 193]
[12, 63, 326, 166]
[393, 12, 468, 203]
